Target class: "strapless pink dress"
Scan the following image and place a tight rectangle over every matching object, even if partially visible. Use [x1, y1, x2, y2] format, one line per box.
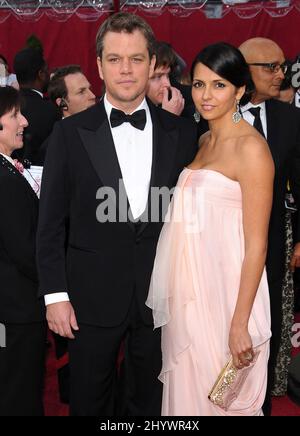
[146, 168, 271, 416]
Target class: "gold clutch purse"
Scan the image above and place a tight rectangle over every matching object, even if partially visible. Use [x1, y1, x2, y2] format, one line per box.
[208, 351, 260, 411]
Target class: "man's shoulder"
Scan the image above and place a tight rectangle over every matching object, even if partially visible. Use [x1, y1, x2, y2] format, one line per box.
[60, 103, 104, 130]
[153, 103, 196, 131]
[267, 98, 300, 118]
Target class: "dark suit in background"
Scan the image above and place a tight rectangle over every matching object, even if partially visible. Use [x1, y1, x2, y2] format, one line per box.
[0, 156, 46, 416]
[14, 89, 59, 165]
[37, 100, 197, 415]
[260, 99, 300, 414]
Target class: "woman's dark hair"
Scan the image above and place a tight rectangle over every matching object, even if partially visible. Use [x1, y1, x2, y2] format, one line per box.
[191, 42, 254, 105]
[0, 86, 21, 118]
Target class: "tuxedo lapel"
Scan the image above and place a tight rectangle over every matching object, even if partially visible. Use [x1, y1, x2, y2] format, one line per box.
[137, 103, 179, 235]
[152, 112, 178, 188]
[77, 103, 135, 232]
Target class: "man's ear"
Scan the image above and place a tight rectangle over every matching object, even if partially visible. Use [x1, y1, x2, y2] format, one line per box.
[97, 56, 104, 81]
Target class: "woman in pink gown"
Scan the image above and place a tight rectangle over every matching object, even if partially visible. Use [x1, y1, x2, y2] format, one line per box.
[146, 43, 274, 416]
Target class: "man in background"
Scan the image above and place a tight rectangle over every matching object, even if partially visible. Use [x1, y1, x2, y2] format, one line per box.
[146, 41, 184, 116]
[13, 47, 59, 164]
[38, 65, 96, 164]
[239, 37, 300, 416]
[48, 65, 96, 118]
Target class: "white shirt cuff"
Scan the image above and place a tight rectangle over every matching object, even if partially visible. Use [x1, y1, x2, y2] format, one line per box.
[44, 292, 70, 306]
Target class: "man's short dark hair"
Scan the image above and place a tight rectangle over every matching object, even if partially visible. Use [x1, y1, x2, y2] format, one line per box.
[154, 41, 176, 71]
[13, 47, 46, 85]
[48, 65, 82, 103]
[96, 12, 156, 60]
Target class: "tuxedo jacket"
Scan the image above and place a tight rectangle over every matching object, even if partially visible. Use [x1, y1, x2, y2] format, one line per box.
[14, 88, 59, 165]
[0, 156, 44, 323]
[264, 99, 300, 284]
[37, 100, 198, 327]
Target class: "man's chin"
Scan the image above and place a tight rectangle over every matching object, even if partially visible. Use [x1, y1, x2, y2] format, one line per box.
[117, 92, 145, 104]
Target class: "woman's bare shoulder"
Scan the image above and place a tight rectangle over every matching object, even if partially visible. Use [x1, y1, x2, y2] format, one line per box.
[235, 132, 274, 179]
[236, 132, 272, 160]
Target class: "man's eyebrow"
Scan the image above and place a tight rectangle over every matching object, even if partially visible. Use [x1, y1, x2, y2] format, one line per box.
[105, 53, 146, 57]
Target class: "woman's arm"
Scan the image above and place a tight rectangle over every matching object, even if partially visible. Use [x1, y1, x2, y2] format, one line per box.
[229, 135, 274, 368]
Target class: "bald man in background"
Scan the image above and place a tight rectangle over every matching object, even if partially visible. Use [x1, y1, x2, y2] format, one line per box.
[239, 38, 300, 415]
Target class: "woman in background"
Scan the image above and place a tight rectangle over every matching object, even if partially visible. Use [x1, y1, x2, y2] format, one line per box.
[0, 86, 45, 416]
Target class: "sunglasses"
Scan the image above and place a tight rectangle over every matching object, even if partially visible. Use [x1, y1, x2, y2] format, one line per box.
[248, 62, 288, 74]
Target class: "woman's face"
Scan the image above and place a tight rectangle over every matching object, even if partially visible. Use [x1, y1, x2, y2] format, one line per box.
[192, 62, 244, 122]
[0, 107, 28, 156]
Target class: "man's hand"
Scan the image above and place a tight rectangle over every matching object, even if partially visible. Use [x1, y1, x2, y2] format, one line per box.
[46, 301, 79, 339]
[290, 242, 300, 272]
[162, 86, 185, 116]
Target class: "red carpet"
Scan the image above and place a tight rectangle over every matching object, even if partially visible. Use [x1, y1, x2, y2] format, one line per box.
[44, 314, 300, 416]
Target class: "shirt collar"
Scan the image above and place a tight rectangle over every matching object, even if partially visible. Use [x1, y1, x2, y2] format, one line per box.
[241, 101, 266, 115]
[31, 89, 43, 98]
[104, 94, 149, 118]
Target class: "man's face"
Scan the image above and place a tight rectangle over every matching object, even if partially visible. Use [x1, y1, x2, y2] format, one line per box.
[64, 72, 96, 116]
[97, 30, 155, 111]
[248, 45, 286, 103]
[147, 65, 171, 105]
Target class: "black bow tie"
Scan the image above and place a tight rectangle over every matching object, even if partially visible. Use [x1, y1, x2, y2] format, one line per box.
[110, 108, 146, 131]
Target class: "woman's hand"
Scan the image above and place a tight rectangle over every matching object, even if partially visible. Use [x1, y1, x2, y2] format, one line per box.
[229, 324, 254, 369]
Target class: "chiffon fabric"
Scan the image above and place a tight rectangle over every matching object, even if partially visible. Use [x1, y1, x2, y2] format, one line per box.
[146, 168, 271, 416]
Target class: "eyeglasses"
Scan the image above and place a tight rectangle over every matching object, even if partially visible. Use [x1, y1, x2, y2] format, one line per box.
[248, 62, 288, 74]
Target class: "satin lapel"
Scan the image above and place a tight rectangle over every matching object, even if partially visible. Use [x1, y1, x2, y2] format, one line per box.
[0, 155, 38, 204]
[265, 100, 282, 169]
[137, 104, 179, 236]
[77, 118, 135, 232]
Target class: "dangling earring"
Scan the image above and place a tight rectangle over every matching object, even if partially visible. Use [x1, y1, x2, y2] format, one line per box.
[194, 110, 201, 123]
[232, 100, 242, 124]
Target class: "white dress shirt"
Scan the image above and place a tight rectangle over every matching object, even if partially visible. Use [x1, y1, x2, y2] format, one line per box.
[241, 101, 267, 139]
[45, 95, 153, 306]
[104, 95, 153, 219]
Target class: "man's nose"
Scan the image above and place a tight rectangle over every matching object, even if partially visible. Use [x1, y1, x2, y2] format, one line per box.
[276, 66, 285, 81]
[120, 59, 132, 74]
[161, 75, 170, 88]
[88, 89, 96, 100]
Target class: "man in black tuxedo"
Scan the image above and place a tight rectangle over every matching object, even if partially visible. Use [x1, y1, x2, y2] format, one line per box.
[13, 47, 59, 165]
[37, 13, 198, 416]
[239, 38, 300, 415]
